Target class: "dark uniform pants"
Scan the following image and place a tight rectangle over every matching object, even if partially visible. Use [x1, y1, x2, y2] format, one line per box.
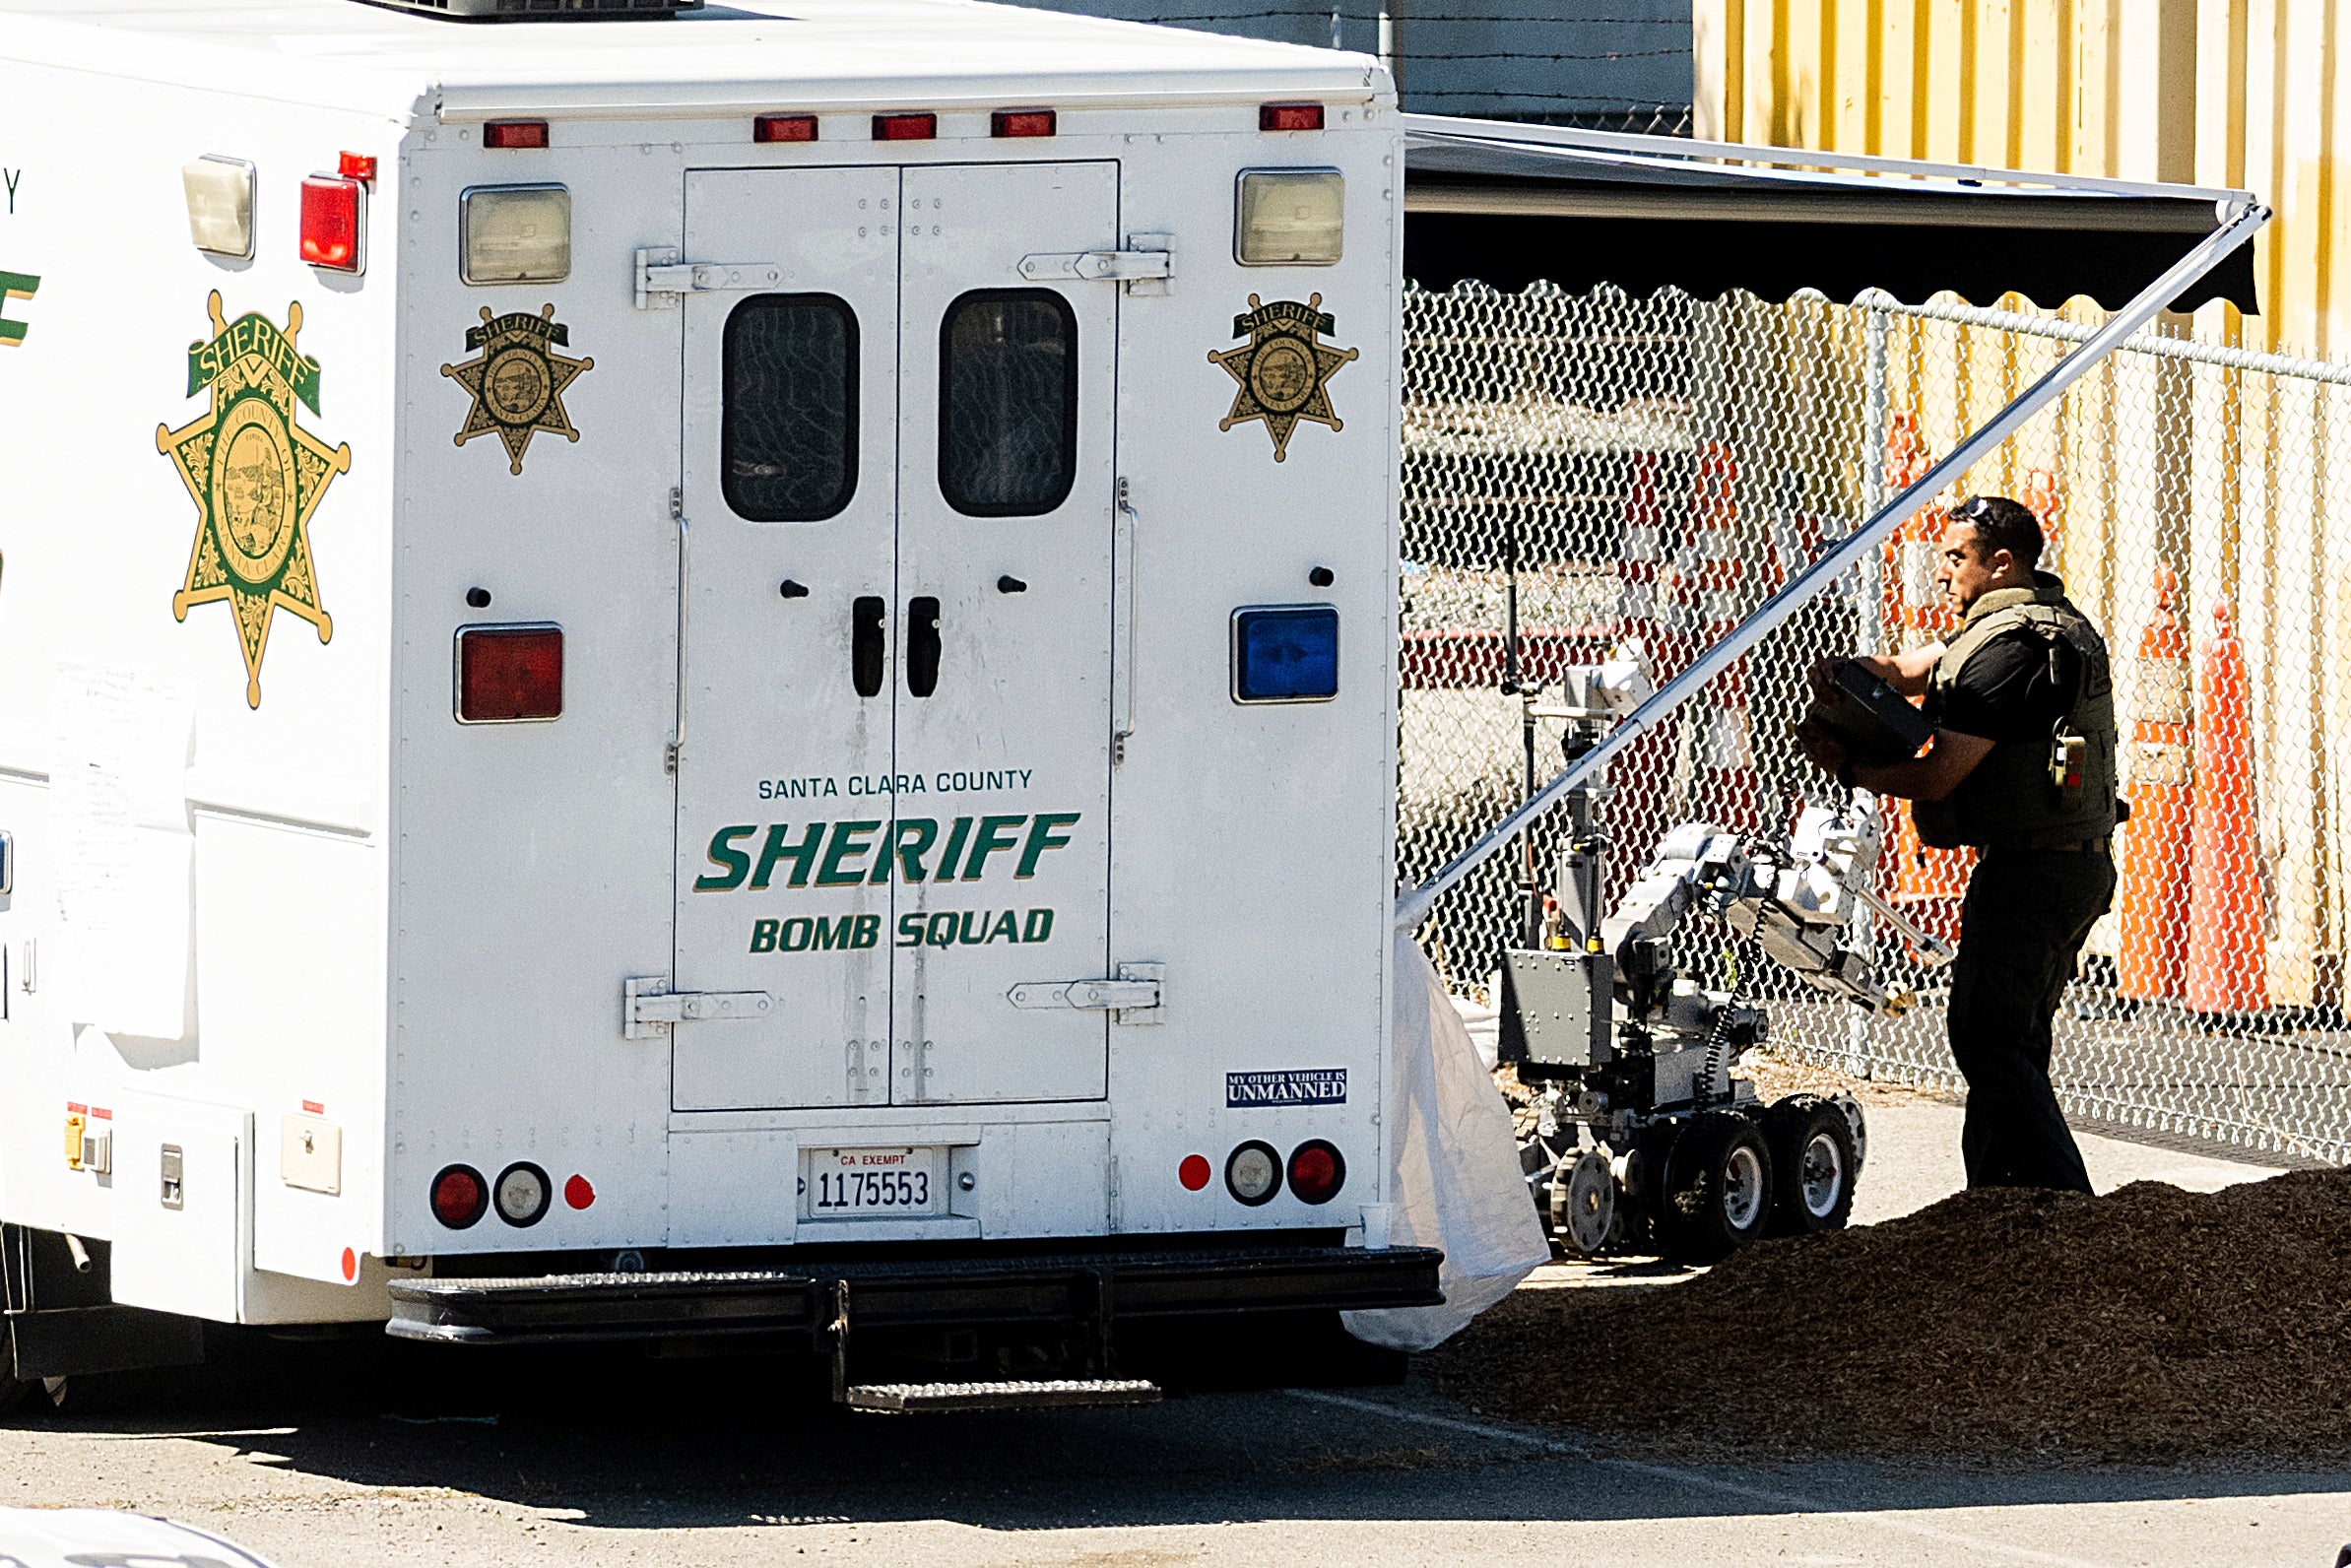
[1945, 845, 2114, 1193]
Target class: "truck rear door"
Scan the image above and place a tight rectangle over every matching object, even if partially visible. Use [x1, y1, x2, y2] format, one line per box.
[671, 161, 1118, 1113]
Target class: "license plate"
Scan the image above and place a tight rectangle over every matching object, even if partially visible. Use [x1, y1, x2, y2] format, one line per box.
[803, 1146, 947, 1219]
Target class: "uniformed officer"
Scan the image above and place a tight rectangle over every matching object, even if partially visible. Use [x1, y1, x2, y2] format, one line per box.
[1798, 494, 2119, 1194]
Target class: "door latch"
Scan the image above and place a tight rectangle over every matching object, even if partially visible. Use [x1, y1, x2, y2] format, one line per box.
[623, 976, 775, 1039]
[1007, 962, 1165, 1024]
[1017, 241, 1174, 291]
[634, 248, 788, 310]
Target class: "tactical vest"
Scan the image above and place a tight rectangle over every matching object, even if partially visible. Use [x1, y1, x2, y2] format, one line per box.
[1914, 575, 2121, 851]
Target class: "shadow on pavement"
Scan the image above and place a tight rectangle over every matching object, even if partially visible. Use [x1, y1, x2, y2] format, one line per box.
[20, 1328, 2351, 1535]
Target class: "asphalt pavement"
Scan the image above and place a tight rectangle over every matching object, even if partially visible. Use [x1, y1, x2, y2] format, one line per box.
[2, 1104, 2337, 1568]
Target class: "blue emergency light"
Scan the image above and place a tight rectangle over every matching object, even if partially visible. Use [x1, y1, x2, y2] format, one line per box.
[1231, 605, 1339, 703]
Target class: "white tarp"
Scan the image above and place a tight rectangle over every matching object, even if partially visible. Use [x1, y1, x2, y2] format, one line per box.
[1344, 931, 1549, 1350]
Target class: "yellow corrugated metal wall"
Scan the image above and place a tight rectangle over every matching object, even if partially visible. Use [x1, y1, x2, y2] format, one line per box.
[1693, 0, 2344, 357]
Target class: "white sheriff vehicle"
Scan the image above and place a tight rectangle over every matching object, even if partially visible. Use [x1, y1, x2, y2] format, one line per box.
[0, 0, 1431, 1407]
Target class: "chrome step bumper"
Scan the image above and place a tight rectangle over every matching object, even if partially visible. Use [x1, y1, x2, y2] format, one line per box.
[384, 1243, 1443, 1347]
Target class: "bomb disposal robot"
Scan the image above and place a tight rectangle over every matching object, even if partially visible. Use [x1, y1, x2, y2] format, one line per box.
[0, 0, 1434, 1411]
[1502, 657, 1952, 1262]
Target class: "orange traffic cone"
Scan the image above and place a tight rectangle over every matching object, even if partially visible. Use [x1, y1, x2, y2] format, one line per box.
[2117, 566, 2192, 1001]
[2184, 599, 2267, 1015]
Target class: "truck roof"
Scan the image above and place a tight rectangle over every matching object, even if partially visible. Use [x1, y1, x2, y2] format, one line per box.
[0, 0, 1387, 123]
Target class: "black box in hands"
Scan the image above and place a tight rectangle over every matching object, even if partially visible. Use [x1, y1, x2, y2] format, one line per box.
[1801, 659, 1934, 766]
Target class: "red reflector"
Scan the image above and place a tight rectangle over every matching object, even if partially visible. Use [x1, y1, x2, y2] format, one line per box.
[874, 111, 937, 141]
[992, 108, 1056, 138]
[484, 119, 550, 150]
[340, 1247, 359, 1282]
[1178, 1153, 1211, 1192]
[755, 113, 819, 144]
[430, 1165, 487, 1229]
[564, 1174, 596, 1210]
[298, 176, 362, 272]
[457, 625, 564, 723]
[1286, 1140, 1345, 1205]
[1260, 102, 1326, 132]
[338, 150, 377, 185]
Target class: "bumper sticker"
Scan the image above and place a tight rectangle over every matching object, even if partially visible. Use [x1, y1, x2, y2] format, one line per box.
[1227, 1068, 1347, 1108]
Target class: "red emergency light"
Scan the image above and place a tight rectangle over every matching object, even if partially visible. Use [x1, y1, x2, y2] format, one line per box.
[299, 175, 364, 272]
[484, 119, 550, 150]
[873, 111, 937, 141]
[991, 108, 1056, 138]
[456, 624, 564, 723]
[755, 113, 819, 143]
[1259, 102, 1325, 132]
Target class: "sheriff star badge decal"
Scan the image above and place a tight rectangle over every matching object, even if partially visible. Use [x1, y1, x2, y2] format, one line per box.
[159, 293, 350, 709]
[442, 304, 592, 475]
[1208, 293, 1358, 462]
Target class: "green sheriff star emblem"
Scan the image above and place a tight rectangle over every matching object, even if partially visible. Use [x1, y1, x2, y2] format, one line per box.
[442, 303, 592, 476]
[159, 293, 351, 709]
[1208, 293, 1358, 462]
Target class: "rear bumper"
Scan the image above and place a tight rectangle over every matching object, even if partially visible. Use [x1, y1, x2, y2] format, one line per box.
[384, 1242, 1443, 1346]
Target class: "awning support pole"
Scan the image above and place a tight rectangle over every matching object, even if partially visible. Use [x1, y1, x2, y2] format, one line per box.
[1394, 200, 2270, 935]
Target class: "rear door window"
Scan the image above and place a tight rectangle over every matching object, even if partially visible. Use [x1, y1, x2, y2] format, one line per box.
[723, 293, 858, 522]
[938, 289, 1077, 517]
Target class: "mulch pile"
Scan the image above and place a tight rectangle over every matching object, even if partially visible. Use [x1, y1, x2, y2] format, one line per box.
[1424, 1170, 2351, 1468]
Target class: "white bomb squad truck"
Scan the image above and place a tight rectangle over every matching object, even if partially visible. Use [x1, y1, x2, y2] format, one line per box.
[0, 0, 1439, 1410]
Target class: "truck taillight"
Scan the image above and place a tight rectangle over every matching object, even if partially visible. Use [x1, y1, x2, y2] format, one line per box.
[1260, 102, 1325, 132]
[1225, 1141, 1280, 1206]
[1287, 1141, 1345, 1205]
[992, 109, 1055, 138]
[431, 1164, 487, 1228]
[874, 112, 937, 141]
[456, 624, 563, 724]
[299, 175, 364, 273]
[493, 1161, 552, 1227]
[756, 114, 818, 143]
[485, 119, 550, 150]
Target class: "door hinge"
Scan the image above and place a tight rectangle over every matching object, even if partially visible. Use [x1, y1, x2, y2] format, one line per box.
[634, 248, 787, 310]
[623, 976, 774, 1039]
[1007, 962, 1164, 1024]
[1017, 240, 1173, 291]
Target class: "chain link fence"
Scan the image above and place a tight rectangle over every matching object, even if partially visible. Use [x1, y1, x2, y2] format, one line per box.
[1400, 281, 2351, 1167]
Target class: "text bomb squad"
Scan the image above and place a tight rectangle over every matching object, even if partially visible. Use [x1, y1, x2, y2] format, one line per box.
[694, 812, 1079, 954]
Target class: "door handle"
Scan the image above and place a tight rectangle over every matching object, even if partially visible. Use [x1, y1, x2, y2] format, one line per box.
[852, 595, 885, 697]
[906, 596, 942, 697]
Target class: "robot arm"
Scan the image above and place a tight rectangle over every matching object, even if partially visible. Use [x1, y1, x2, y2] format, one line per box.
[1601, 801, 1950, 1017]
